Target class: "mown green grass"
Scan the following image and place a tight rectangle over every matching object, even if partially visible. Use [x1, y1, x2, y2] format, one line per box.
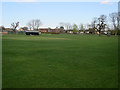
[2, 34, 118, 88]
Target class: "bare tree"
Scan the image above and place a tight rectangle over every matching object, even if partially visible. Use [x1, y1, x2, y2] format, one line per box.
[31, 20, 35, 30]
[27, 22, 32, 30]
[35, 19, 41, 30]
[109, 12, 120, 35]
[59, 22, 72, 30]
[91, 17, 98, 30]
[116, 14, 120, 35]
[96, 15, 107, 36]
[65, 23, 71, 30]
[109, 12, 118, 30]
[106, 24, 111, 31]
[27, 19, 42, 30]
[11, 22, 19, 32]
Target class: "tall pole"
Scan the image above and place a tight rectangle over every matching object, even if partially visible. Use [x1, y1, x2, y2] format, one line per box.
[118, 1, 120, 90]
[118, 1, 120, 30]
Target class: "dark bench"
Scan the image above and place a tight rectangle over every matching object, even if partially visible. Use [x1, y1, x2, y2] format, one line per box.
[26, 31, 40, 35]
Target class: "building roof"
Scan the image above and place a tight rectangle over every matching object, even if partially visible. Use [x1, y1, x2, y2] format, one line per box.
[39, 28, 60, 30]
[26, 31, 39, 32]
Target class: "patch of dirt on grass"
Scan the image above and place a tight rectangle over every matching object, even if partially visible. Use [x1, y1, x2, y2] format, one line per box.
[3, 37, 68, 41]
[47, 37, 68, 40]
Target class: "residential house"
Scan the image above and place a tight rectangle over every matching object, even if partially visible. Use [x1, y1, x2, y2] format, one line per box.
[39, 28, 60, 33]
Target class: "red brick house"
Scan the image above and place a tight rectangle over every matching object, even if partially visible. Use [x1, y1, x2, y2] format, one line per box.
[39, 28, 60, 33]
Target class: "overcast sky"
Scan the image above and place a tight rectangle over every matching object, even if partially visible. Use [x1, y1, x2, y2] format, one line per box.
[2, 1, 118, 28]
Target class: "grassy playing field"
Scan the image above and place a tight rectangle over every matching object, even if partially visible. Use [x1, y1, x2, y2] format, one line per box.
[2, 34, 118, 88]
